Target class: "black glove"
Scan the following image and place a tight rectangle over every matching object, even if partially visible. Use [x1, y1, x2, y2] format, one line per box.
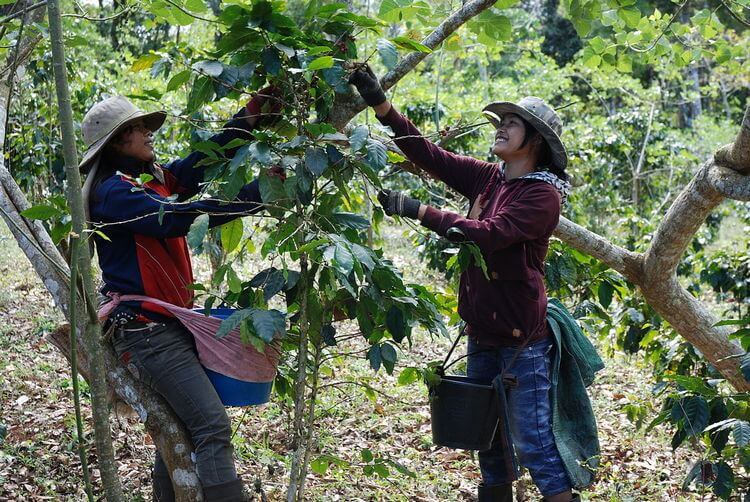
[348, 64, 387, 107]
[377, 189, 421, 219]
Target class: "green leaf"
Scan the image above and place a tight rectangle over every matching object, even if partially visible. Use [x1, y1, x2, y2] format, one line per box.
[397, 367, 420, 386]
[581, 47, 601, 69]
[349, 125, 369, 152]
[386, 306, 408, 343]
[187, 76, 215, 113]
[350, 244, 376, 271]
[672, 396, 709, 437]
[663, 374, 716, 396]
[305, 147, 329, 177]
[259, 174, 286, 205]
[261, 46, 282, 75]
[618, 6, 641, 29]
[21, 204, 61, 220]
[597, 281, 614, 308]
[324, 243, 354, 275]
[220, 219, 243, 253]
[322, 324, 337, 346]
[310, 457, 329, 475]
[193, 60, 224, 77]
[740, 353, 750, 382]
[387, 459, 416, 478]
[365, 138, 387, 171]
[733, 421, 750, 447]
[715, 319, 750, 327]
[185, 0, 207, 12]
[391, 36, 432, 53]
[683, 460, 711, 490]
[331, 212, 370, 230]
[216, 308, 254, 339]
[307, 56, 334, 70]
[378, 0, 430, 23]
[131, 53, 161, 72]
[373, 462, 390, 478]
[380, 342, 397, 373]
[360, 448, 374, 463]
[464, 243, 489, 280]
[249, 142, 272, 165]
[367, 344, 381, 371]
[187, 214, 209, 250]
[226, 266, 242, 294]
[167, 70, 192, 91]
[250, 309, 286, 342]
[250, 267, 287, 301]
[589, 36, 606, 54]
[713, 461, 734, 499]
[377, 39, 399, 70]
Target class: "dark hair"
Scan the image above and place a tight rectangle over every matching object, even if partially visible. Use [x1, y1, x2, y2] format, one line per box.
[519, 117, 569, 182]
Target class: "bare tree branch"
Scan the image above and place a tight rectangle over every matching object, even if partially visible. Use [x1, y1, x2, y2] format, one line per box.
[329, 0, 497, 129]
[553, 217, 643, 282]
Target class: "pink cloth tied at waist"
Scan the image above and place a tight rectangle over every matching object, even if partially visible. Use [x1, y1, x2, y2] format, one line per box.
[99, 293, 280, 383]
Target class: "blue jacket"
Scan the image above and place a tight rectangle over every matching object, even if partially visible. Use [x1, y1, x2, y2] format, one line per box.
[90, 110, 262, 320]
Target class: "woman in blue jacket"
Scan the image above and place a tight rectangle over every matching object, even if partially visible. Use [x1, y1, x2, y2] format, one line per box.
[79, 91, 279, 501]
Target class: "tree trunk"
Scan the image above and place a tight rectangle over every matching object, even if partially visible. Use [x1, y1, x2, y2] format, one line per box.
[46, 0, 124, 497]
[554, 108, 750, 390]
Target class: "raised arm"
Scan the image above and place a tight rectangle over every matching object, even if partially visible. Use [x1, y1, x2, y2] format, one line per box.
[378, 182, 561, 254]
[91, 176, 263, 239]
[164, 87, 280, 200]
[419, 183, 561, 253]
[376, 104, 497, 199]
[349, 64, 497, 200]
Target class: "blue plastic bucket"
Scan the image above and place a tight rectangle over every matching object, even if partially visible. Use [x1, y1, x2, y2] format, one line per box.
[197, 308, 274, 407]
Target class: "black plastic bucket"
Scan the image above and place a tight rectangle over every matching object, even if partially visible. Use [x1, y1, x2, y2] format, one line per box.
[429, 375, 500, 451]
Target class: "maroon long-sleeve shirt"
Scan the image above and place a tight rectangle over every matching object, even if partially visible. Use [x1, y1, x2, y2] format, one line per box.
[379, 106, 561, 347]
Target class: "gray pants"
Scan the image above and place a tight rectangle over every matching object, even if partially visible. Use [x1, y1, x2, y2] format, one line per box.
[112, 320, 238, 492]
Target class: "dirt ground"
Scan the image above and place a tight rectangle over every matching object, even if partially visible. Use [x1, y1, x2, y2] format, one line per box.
[0, 224, 716, 501]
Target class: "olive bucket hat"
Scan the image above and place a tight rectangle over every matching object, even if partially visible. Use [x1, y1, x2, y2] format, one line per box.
[78, 95, 166, 174]
[482, 96, 568, 171]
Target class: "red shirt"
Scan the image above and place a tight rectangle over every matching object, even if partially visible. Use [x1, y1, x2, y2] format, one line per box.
[379, 107, 561, 346]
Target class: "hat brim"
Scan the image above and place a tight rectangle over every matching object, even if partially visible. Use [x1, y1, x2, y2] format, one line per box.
[482, 102, 568, 171]
[78, 110, 167, 173]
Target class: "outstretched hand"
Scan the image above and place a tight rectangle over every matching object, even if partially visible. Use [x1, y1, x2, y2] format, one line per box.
[377, 189, 422, 219]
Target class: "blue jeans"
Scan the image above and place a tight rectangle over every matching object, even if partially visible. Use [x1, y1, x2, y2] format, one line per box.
[467, 337, 572, 497]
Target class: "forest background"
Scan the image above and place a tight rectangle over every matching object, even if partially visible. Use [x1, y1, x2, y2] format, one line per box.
[0, 0, 748, 500]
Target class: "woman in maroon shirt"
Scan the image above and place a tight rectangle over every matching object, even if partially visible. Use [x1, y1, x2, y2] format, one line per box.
[350, 66, 576, 502]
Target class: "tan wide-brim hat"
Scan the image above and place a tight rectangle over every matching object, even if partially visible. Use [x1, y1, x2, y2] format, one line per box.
[482, 96, 568, 171]
[78, 95, 166, 173]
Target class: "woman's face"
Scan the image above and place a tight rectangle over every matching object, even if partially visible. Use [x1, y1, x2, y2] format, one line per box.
[490, 113, 529, 159]
[111, 120, 155, 162]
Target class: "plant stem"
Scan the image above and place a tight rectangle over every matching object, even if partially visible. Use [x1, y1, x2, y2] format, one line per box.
[287, 254, 309, 502]
[47, 0, 123, 497]
[68, 235, 94, 501]
[297, 335, 324, 500]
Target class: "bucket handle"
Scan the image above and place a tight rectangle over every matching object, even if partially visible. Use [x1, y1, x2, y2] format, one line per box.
[439, 327, 532, 377]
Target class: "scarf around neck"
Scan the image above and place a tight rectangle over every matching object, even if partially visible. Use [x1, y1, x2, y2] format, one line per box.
[518, 169, 572, 206]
